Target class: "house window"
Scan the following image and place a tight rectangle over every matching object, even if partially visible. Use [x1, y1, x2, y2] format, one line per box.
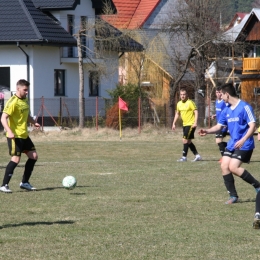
[68, 15, 74, 57]
[54, 70, 65, 96]
[0, 67, 10, 90]
[89, 71, 99, 96]
[80, 16, 88, 58]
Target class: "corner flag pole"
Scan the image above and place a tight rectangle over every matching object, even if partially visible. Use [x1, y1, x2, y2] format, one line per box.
[118, 97, 128, 141]
[119, 106, 122, 140]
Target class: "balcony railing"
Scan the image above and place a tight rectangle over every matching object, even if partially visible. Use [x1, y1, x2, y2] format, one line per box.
[243, 58, 260, 74]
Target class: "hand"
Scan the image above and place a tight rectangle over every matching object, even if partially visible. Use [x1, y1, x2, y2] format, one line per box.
[172, 123, 176, 131]
[34, 122, 40, 129]
[198, 129, 207, 136]
[234, 139, 245, 149]
[7, 131, 15, 139]
[258, 133, 260, 141]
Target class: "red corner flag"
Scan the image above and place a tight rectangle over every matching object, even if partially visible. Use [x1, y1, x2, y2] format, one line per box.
[118, 97, 128, 111]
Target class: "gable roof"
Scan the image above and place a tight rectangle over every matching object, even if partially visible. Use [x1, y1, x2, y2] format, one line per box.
[0, 0, 77, 46]
[226, 12, 249, 30]
[102, 0, 161, 29]
[95, 18, 144, 52]
[32, 0, 78, 10]
[224, 8, 260, 42]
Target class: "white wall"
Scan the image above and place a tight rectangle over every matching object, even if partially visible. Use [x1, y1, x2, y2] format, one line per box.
[0, 45, 29, 91]
[0, 0, 119, 116]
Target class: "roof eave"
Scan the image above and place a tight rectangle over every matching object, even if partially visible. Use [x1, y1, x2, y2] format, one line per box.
[0, 40, 77, 47]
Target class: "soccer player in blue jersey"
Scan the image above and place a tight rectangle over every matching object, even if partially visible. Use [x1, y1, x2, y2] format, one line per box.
[211, 86, 228, 162]
[252, 130, 260, 228]
[198, 83, 260, 204]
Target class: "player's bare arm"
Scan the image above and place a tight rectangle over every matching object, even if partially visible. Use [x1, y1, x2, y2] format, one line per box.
[198, 124, 223, 136]
[27, 116, 40, 129]
[172, 111, 179, 130]
[192, 110, 198, 128]
[234, 122, 256, 149]
[1, 112, 14, 138]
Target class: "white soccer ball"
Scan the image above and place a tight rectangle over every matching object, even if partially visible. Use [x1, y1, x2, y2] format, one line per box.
[62, 176, 77, 190]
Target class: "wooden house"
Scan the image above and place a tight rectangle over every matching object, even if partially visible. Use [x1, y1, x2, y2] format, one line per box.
[225, 9, 260, 112]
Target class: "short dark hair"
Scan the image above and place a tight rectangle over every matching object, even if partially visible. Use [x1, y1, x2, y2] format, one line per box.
[179, 88, 187, 93]
[216, 86, 222, 91]
[220, 83, 236, 97]
[16, 79, 30, 87]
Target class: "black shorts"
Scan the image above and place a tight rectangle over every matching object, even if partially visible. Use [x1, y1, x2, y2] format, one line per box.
[215, 129, 227, 139]
[7, 137, 36, 156]
[223, 148, 253, 163]
[182, 126, 196, 140]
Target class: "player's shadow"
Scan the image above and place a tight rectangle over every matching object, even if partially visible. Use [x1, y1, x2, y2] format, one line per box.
[36, 185, 92, 192]
[0, 220, 75, 229]
[237, 198, 256, 203]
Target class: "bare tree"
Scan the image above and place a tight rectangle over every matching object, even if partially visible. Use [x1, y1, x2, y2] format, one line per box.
[252, 0, 260, 8]
[164, 0, 234, 126]
[73, 1, 143, 128]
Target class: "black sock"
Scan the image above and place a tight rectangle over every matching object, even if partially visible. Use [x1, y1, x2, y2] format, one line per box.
[218, 142, 227, 156]
[188, 142, 198, 155]
[240, 170, 260, 189]
[256, 192, 260, 213]
[22, 159, 37, 183]
[2, 161, 18, 186]
[223, 173, 238, 197]
[183, 143, 189, 157]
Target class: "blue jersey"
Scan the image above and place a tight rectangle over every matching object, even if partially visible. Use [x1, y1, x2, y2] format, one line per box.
[218, 100, 255, 151]
[215, 99, 227, 121]
[215, 99, 228, 133]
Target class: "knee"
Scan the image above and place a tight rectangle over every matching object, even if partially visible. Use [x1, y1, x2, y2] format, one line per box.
[228, 165, 238, 175]
[28, 151, 38, 161]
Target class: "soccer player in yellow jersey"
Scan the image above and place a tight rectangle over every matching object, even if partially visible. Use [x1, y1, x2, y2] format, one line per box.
[172, 88, 202, 162]
[0, 79, 40, 193]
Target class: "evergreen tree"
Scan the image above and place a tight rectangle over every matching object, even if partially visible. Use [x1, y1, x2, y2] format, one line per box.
[237, 0, 253, 12]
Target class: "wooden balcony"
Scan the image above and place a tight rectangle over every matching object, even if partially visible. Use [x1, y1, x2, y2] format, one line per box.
[243, 58, 260, 74]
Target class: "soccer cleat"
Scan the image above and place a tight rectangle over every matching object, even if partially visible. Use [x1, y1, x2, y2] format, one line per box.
[20, 182, 37, 191]
[177, 157, 187, 162]
[253, 213, 260, 229]
[0, 185, 12, 193]
[192, 155, 202, 162]
[225, 196, 239, 204]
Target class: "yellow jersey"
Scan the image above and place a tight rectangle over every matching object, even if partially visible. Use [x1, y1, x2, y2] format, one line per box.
[3, 95, 30, 139]
[176, 99, 197, 126]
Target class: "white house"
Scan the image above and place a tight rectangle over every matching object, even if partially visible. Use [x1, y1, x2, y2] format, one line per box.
[0, 0, 142, 118]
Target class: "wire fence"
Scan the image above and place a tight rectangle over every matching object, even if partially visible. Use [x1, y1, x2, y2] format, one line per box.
[0, 96, 223, 131]
[30, 97, 173, 130]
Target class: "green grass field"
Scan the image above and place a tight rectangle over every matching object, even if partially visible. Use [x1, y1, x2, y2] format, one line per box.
[1, 127, 260, 259]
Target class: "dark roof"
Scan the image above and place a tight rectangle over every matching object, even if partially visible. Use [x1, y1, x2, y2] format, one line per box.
[32, 0, 78, 10]
[0, 0, 77, 46]
[95, 18, 143, 52]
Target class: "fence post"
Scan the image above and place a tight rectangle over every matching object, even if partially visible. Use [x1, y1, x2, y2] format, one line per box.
[138, 97, 141, 134]
[164, 103, 166, 127]
[60, 97, 62, 126]
[96, 96, 98, 131]
[41, 96, 44, 131]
